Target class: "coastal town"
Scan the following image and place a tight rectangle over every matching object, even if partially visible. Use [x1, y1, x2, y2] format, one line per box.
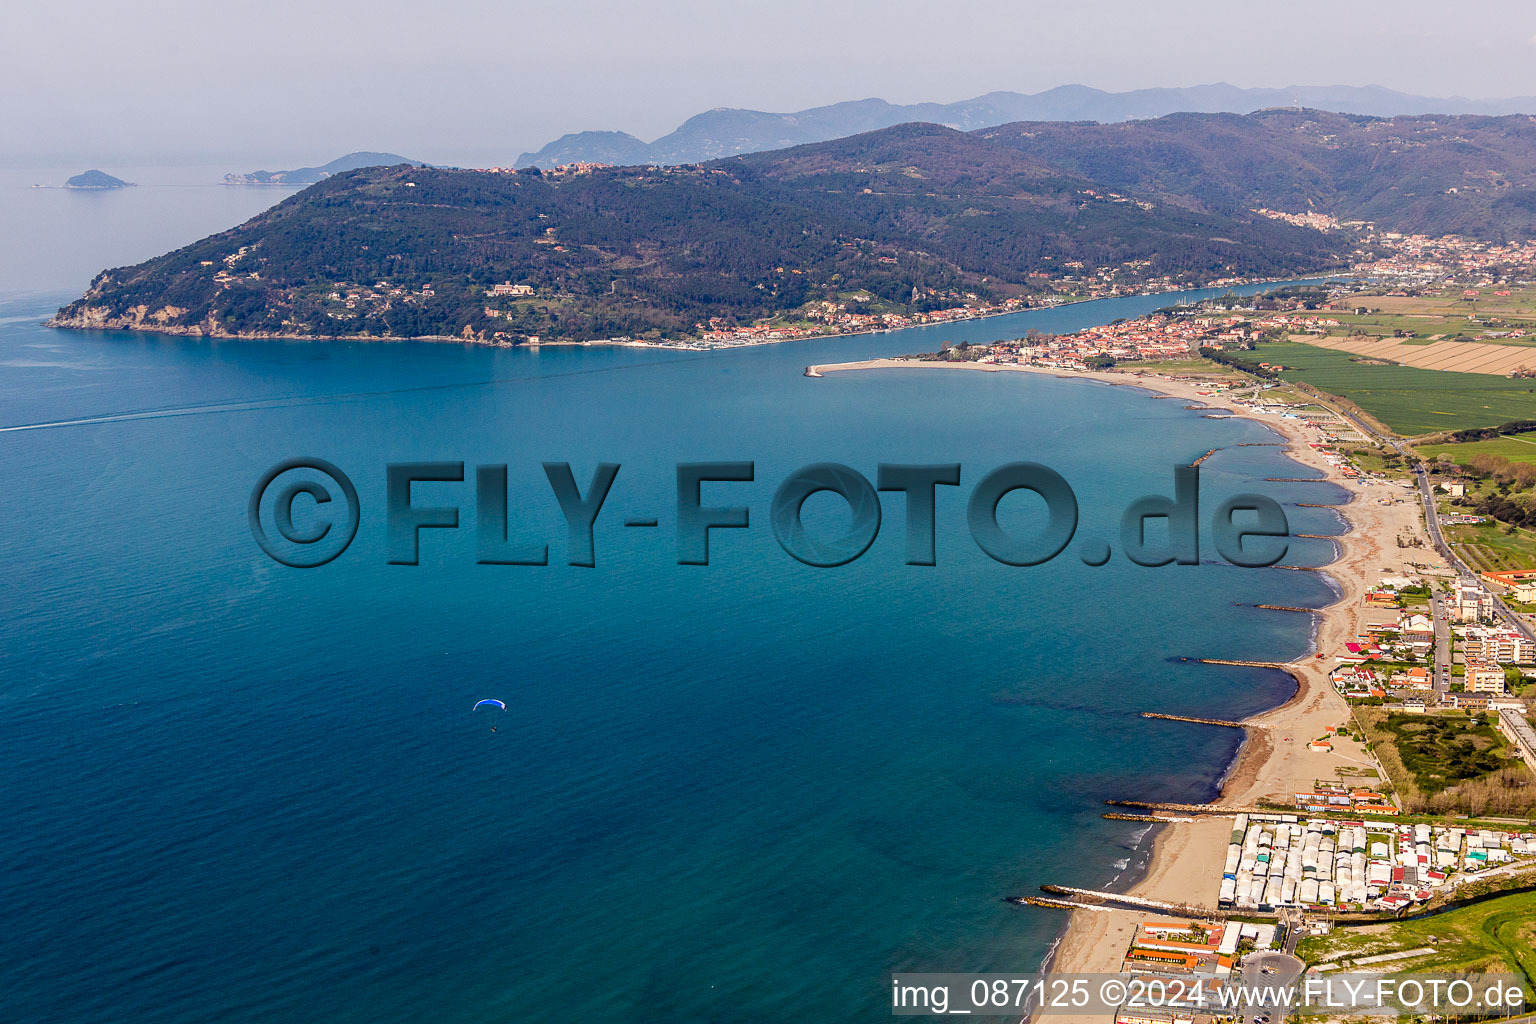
[468, 225, 1536, 352]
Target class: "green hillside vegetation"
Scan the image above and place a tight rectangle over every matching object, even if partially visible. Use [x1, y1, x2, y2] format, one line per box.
[1248, 341, 1536, 434]
[54, 125, 1348, 342]
[57, 109, 1536, 343]
[987, 109, 1536, 239]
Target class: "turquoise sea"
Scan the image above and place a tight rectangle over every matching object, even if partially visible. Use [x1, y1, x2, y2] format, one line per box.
[0, 169, 1347, 1022]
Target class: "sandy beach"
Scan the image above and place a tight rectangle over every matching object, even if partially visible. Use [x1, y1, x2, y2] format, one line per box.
[809, 357, 1440, 1003]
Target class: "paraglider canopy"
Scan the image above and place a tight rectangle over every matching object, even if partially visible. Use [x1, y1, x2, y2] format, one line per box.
[475, 698, 506, 733]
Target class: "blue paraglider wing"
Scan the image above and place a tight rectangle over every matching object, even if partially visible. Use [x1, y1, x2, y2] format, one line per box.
[473, 699, 507, 710]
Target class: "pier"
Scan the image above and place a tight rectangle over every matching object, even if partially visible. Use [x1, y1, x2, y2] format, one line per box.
[1254, 604, 1315, 613]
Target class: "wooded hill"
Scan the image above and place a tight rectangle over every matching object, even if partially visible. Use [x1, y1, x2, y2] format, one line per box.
[55, 110, 1536, 342]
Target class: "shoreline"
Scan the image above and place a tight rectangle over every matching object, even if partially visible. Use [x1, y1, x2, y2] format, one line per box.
[41, 274, 1330, 349]
[808, 358, 1425, 1001]
[32, 298, 1125, 348]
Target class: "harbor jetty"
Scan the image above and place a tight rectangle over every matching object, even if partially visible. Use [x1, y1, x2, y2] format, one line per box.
[1105, 799, 1257, 815]
[1191, 657, 1287, 669]
[1011, 895, 1119, 913]
[1141, 711, 1248, 728]
[1031, 885, 1227, 920]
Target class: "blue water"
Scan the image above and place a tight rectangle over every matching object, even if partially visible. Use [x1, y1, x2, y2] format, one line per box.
[0, 174, 1347, 1022]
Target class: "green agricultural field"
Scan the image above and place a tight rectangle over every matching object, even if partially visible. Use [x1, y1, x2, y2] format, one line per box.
[1321, 310, 1536, 347]
[1123, 358, 1238, 375]
[1366, 285, 1536, 325]
[1250, 341, 1536, 435]
[1418, 431, 1536, 466]
[1295, 887, 1536, 993]
[1446, 522, 1536, 573]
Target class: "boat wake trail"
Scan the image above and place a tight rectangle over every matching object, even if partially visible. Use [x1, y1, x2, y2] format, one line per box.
[0, 354, 707, 433]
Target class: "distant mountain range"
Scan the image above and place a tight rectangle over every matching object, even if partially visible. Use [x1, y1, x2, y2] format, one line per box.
[516, 83, 1536, 168]
[224, 151, 419, 185]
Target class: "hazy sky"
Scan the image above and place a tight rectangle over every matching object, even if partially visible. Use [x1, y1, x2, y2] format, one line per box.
[9, 0, 1536, 168]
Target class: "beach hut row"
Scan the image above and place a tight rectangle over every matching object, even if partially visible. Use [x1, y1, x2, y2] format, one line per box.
[1218, 817, 1536, 912]
[1222, 819, 1407, 910]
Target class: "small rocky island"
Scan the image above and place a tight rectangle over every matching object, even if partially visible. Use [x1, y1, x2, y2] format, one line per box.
[65, 169, 132, 189]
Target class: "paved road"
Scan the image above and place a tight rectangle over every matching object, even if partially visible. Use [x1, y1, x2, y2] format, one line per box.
[1431, 590, 1451, 694]
[1239, 950, 1305, 1022]
[1483, 1012, 1536, 1024]
[1404, 440, 1534, 642]
[1412, 465, 1459, 574]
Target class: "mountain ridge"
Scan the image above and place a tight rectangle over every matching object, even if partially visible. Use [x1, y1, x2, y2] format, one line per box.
[223, 151, 420, 185]
[516, 83, 1536, 168]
